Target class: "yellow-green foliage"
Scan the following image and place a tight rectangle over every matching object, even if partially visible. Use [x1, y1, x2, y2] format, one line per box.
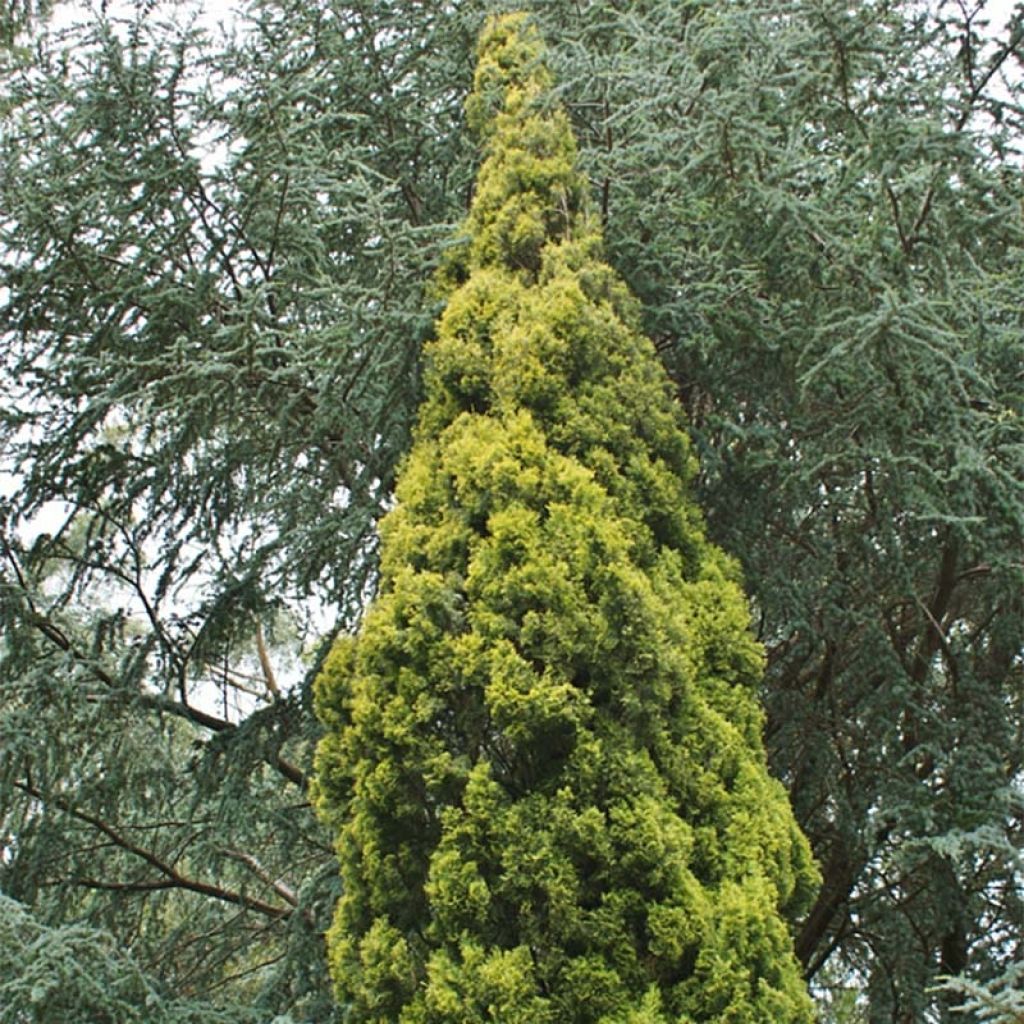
[313, 13, 818, 1022]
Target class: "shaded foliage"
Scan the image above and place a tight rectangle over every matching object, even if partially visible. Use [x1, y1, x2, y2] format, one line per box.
[0, 894, 247, 1024]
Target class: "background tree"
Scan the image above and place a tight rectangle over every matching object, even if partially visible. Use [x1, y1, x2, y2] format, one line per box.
[0, 893, 238, 1024]
[312, 13, 817, 1022]
[2, 0, 1021, 1021]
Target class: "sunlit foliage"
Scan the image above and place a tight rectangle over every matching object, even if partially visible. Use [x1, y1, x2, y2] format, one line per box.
[312, 16, 817, 1021]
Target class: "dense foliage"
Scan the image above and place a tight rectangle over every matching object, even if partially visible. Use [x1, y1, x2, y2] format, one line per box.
[1, 1, 1021, 1022]
[1, 2, 470, 1018]
[546, 5, 1024, 1018]
[312, 14, 817, 1021]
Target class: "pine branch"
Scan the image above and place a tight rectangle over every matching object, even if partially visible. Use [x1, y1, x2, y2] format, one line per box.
[3, 537, 308, 790]
[14, 780, 293, 921]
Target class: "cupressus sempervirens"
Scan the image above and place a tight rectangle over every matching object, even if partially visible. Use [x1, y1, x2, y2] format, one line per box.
[313, 13, 818, 1022]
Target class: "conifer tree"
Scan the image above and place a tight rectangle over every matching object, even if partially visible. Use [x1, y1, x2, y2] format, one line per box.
[312, 14, 818, 1022]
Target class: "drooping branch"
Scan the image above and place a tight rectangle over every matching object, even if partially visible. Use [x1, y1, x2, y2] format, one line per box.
[219, 847, 299, 908]
[26, 602, 307, 787]
[2, 537, 307, 790]
[14, 780, 293, 921]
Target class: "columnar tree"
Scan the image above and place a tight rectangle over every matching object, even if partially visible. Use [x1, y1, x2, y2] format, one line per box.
[313, 14, 818, 1022]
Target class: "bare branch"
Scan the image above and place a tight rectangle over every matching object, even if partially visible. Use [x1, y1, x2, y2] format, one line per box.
[219, 847, 298, 907]
[255, 622, 282, 700]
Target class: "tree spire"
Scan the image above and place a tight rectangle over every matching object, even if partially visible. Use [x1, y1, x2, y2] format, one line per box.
[461, 12, 588, 275]
[313, 13, 818, 1021]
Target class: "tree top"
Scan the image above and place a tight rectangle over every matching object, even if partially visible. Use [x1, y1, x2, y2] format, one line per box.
[460, 12, 590, 277]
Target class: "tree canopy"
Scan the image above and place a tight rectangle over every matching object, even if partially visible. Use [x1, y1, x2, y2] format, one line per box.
[1, 1, 1021, 1022]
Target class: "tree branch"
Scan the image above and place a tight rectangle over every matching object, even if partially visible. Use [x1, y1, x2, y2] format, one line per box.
[14, 780, 293, 921]
[255, 622, 282, 700]
[21, 599, 307, 788]
[219, 847, 298, 907]
[907, 15, 1024, 248]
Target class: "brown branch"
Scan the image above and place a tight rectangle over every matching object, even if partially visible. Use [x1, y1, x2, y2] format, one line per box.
[4, 538, 308, 790]
[885, 181, 912, 256]
[219, 848, 298, 908]
[907, 16, 1024, 248]
[255, 622, 282, 700]
[910, 537, 959, 691]
[796, 840, 857, 972]
[14, 781, 292, 921]
[68, 877, 177, 894]
[957, 0, 978, 95]
[804, 917, 851, 982]
[22, 602, 236, 734]
[895, 537, 960, 778]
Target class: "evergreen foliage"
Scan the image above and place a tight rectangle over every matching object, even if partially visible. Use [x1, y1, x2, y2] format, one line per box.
[0, 894, 247, 1024]
[2, 1, 1022, 1020]
[938, 963, 1024, 1024]
[0, 2, 474, 1016]
[312, 15, 817, 1021]
[533, 3, 1024, 1016]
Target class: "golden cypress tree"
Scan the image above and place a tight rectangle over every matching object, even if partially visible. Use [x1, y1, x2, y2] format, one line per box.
[313, 14, 818, 1021]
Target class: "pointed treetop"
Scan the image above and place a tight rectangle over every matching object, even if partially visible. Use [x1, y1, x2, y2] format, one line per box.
[461, 13, 589, 275]
[465, 12, 552, 137]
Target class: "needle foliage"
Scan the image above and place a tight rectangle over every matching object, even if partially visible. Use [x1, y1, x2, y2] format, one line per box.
[3, 2, 1021, 1021]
